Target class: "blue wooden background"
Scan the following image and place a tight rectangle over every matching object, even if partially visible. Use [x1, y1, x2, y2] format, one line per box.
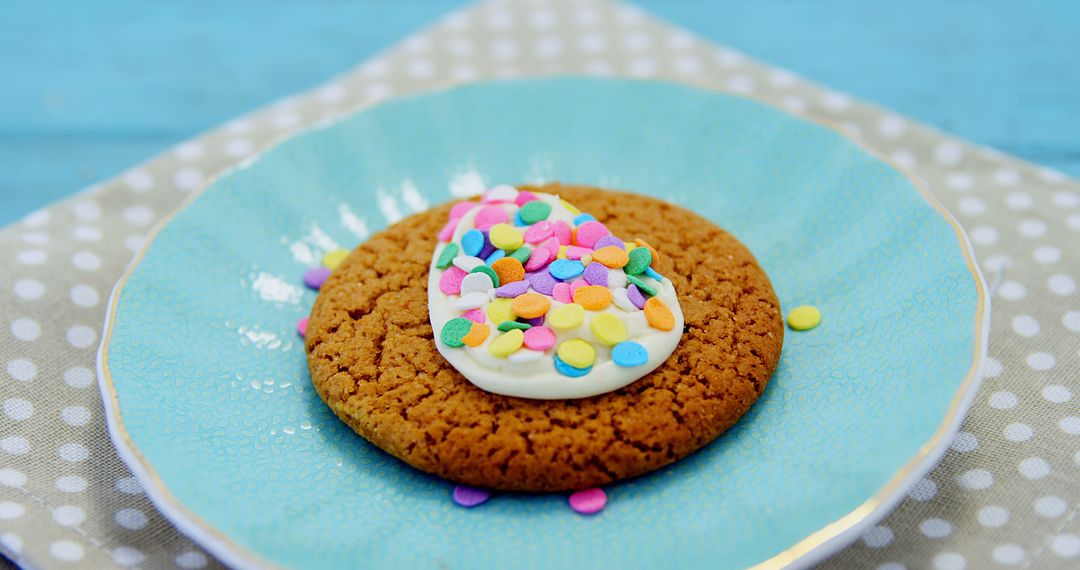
[2, 0, 1078, 226]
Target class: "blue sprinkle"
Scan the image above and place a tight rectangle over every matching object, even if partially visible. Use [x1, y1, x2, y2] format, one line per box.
[573, 213, 596, 226]
[485, 249, 506, 265]
[644, 267, 665, 282]
[461, 229, 484, 257]
[554, 354, 592, 377]
[548, 259, 585, 281]
[514, 211, 528, 227]
[612, 341, 648, 367]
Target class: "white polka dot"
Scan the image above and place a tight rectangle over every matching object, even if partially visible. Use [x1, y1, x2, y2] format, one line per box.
[1051, 534, 1080, 559]
[1033, 245, 1061, 264]
[23, 208, 50, 227]
[402, 35, 429, 53]
[1064, 311, 1080, 332]
[726, 74, 754, 94]
[1019, 457, 1050, 479]
[72, 200, 101, 221]
[578, 32, 607, 53]
[4, 398, 33, 421]
[1019, 219, 1047, 237]
[993, 544, 1025, 565]
[174, 142, 203, 161]
[1, 436, 30, 455]
[862, 525, 893, 548]
[820, 91, 852, 111]
[951, 431, 978, 452]
[993, 168, 1021, 186]
[174, 168, 204, 191]
[72, 251, 101, 271]
[714, 48, 745, 68]
[1039, 167, 1068, 183]
[108, 545, 146, 568]
[1004, 423, 1034, 442]
[490, 37, 519, 59]
[969, 225, 998, 245]
[72, 225, 102, 241]
[115, 476, 143, 495]
[1048, 274, 1076, 295]
[1035, 496, 1067, 517]
[920, 518, 952, 538]
[1069, 213, 1080, 231]
[957, 196, 985, 215]
[0, 502, 23, 520]
[66, 325, 97, 349]
[272, 113, 300, 129]
[1, 534, 22, 556]
[405, 59, 434, 78]
[68, 284, 99, 308]
[621, 31, 651, 51]
[1003, 192, 1033, 210]
[123, 205, 153, 226]
[484, 9, 513, 30]
[781, 96, 807, 114]
[1027, 352, 1056, 370]
[224, 118, 251, 133]
[124, 234, 145, 252]
[1060, 416, 1080, 435]
[1012, 315, 1040, 337]
[1053, 191, 1079, 208]
[9, 317, 40, 341]
[627, 57, 658, 77]
[224, 138, 253, 157]
[50, 540, 84, 562]
[878, 115, 907, 138]
[616, 5, 645, 25]
[56, 475, 87, 493]
[447, 36, 474, 57]
[934, 141, 964, 165]
[21, 231, 49, 245]
[450, 63, 478, 81]
[114, 508, 149, 530]
[0, 469, 25, 487]
[60, 405, 91, 427]
[316, 84, 345, 103]
[123, 170, 154, 192]
[5, 359, 36, 382]
[53, 505, 86, 527]
[13, 278, 44, 301]
[909, 478, 937, 501]
[58, 443, 89, 462]
[16, 249, 47, 265]
[673, 55, 702, 75]
[1043, 385, 1072, 403]
[769, 69, 798, 87]
[946, 172, 974, 191]
[891, 150, 916, 169]
[996, 280, 1026, 301]
[933, 552, 966, 570]
[956, 468, 993, 491]
[64, 367, 94, 389]
[175, 551, 209, 569]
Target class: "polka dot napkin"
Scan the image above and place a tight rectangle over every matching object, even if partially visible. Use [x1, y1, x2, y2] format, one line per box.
[2, 0, 1078, 568]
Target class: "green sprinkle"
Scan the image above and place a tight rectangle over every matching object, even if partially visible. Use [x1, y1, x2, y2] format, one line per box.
[497, 321, 532, 332]
[519, 201, 552, 224]
[436, 243, 459, 269]
[624, 247, 652, 275]
[470, 265, 500, 288]
[509, 246, 532, 264]
[440, 318, 473, 348]
[626, 274, 656, 297]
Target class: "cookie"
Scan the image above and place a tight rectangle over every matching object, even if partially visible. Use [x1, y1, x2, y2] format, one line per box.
[306, 184, 784, 492]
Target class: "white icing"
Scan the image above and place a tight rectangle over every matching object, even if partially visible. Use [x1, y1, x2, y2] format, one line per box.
[428, 191, 684, 399]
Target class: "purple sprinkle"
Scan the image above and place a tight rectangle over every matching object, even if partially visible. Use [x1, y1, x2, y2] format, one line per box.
[582, 262, 609, 287]
[452, 485, 490, 508]
[478, 232, 496, 260]
[495, 281, 530, 298]
[524, 315, 545, 326]
[593, 236, 625, 250]
[528, 271, 557, 295]
[303, 267, 332, 290]
[627, 284, 647, 309]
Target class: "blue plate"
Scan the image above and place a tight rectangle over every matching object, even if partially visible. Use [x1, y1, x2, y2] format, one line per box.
[98, 78, 988, 569]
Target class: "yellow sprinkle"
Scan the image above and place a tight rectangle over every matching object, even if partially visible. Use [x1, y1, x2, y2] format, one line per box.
[548, 303, 585, 330]
[487, 298, 514, 324]
[489, 329, 524, 357]
[559, 199, 581, 215]
[787, 305, 821, 331]
[557, 245, 568, 259]
[557, 339, 596, 368]
[624, 242, 637, 251]
[322, 248, 349, 270]
[489, 223, 524, 250]
[589, 313, 628, 346]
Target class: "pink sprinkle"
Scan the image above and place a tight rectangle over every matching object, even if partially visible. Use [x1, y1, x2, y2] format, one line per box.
[568, 488, 607, 515]
[474, 205, 508, 230]
[523, 221, 553, 244]
[524, 247, 552, 271]
[566, 246, 592, 260]
[552, 282, 572, 304]
[439, 266, 468, 295]
[449, 201, 477, 220]
[538, 237, 561, 259]
[552, 220, 572, 246]
[463, 309, 486, 323]
[296, 317, 308, 337]
[523, 326, 556, 351]
[514, 191, 538, 206]
[452, 485, 490, 508]
[575, 221, 610, 248]
[569, 279, 588, 296]
[437, 219, 458, 242]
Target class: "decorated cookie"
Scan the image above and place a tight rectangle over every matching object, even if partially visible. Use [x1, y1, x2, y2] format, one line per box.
[306, 184, 784, 491]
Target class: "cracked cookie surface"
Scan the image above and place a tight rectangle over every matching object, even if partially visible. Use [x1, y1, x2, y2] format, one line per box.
[306, 184, 784, 491]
